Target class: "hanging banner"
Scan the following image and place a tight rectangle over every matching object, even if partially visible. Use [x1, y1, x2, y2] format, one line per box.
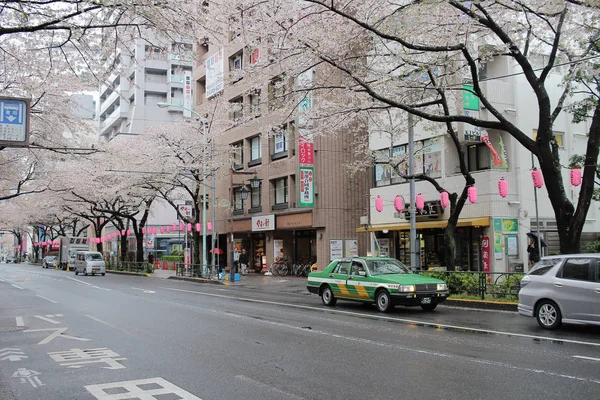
[183, 71, 192, 118]
[481, 236, 491, 282]
[299, 167, 314, 207]
[481, 130, 502, 166]
[498, 135, 509, 168]
[298, 130, 314, 165]
[205, 49, 224, 99]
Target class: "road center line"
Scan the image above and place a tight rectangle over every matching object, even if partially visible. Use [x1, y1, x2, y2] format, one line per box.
[573, 355, 600, 362]
[162, 286, 600, 348]
[36, 294, 57, 304]
[66, 277, 93, 286]
[85, 314, 120, 330]
[11, 284, 23, 290]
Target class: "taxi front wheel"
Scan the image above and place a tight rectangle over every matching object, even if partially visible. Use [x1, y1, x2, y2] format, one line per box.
[376, 290, 392, 313]
[321, 286, 337, 306]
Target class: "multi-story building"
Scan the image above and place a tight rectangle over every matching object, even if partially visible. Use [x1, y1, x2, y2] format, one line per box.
[366, 54, 596, 273]
[193, 37, 370, 272]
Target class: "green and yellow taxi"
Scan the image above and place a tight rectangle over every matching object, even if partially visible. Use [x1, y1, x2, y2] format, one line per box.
[307, 257, 449, 312]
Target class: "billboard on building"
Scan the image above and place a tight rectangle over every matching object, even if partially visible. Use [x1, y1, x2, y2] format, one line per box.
[205, 49, 224, 99]
[184, 70, 192, 118]
[299, 167, 314, 207]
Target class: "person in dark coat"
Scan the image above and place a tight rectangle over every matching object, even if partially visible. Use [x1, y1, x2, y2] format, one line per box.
[527, 236, 540, 267]
[238, 248, 249, 276]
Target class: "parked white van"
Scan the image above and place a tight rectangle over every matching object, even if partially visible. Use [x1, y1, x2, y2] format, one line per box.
[74, 251, 106, 276]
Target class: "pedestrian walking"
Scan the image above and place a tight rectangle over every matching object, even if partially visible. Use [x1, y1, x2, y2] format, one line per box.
[527, 236, 540, 267]
[238, 248, 249, 276]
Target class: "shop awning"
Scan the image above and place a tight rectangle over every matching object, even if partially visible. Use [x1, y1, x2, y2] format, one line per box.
[356, 217, 490, 232]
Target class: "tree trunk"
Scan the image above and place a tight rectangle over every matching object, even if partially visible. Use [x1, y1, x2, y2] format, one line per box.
[444, 187, 470, 271]
[135, 231, 144, 263]
[120, 235, 128, 264]
[542, 104, 600, 254]
[193, 230, 200, 269]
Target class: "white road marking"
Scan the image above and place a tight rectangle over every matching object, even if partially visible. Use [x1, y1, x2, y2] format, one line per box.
[11, 368, 44, 388]
[85, 315, 120, 330]
[15, 317, 24, 327]
[37, 295, 57, 304]
[34, 315, 61, 324]
[130, 287, 156, 294]
[85, 377, 202, 399]
[573, 355, 600, 362]
[24, 327, 90, 345]
[0, 278, 4, 282]
[228, 311, 600, 385]
[162, 287, 600, 348]
[11, 284, 23, 290]
[66, 277, 92, 286]
[0, 349, 28, 361]
[236, 375, 305, 399]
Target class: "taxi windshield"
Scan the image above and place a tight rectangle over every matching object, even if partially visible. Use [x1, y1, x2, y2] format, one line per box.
[367, 259, 410, 275]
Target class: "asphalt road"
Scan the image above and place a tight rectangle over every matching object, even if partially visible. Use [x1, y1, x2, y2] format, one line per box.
[1, 263, 599, 400]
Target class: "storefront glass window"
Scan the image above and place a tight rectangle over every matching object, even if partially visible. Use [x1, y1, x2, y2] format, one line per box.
[423, 139, 442, 178]
[374, 149, 391, 187]
[391, 145, 407, 184]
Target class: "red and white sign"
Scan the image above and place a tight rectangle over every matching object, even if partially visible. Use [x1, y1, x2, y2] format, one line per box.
[252, 214, 275, 232]
[250, 48, 260, 65]
[178, 204, 193, 219]
[481, 235, 491, 281]
[298, 131, 314, 165]
[183, 71, 192, 118]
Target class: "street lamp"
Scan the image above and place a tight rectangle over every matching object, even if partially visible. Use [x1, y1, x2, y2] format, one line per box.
[157, 102, 211, 277]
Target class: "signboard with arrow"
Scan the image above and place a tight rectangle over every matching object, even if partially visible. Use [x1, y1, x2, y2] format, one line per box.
[0, 97, 30, 147]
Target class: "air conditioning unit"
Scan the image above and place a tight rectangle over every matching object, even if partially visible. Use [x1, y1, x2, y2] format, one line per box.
[360, 216, 369, 225]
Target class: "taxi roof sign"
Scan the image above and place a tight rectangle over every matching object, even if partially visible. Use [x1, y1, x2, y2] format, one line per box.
[0, 97, 30, 147]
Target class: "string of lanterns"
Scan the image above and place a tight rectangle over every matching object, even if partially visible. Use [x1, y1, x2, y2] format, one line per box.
[375, 167, 583, 212]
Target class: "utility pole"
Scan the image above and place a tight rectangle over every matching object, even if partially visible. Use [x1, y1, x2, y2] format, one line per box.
[408, 113, 419, 271]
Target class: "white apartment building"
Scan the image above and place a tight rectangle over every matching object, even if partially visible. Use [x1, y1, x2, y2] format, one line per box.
[367, 55, 596, 273]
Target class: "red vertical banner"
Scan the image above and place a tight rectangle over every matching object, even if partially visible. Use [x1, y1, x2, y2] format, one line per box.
[298, 134, 314, 165]
[481, 236, 491, 282]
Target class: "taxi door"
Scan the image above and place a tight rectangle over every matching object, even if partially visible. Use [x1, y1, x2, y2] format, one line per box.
[346, 259, 373, 301]
[328, 260, 352, 299]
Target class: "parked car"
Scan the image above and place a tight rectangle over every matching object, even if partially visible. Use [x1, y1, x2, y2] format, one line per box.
[518, 254, 600, 329]
[42, 255, 58, 269]
[5, 256, 16, 263]
[73, 251, 106, 276]
[307, 257, 449, 312]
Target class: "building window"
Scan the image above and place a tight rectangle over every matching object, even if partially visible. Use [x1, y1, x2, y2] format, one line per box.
[271, 126, 288, 160]
[391, 145, 407, 184]
[233, 188, 245, 214]
[230, 97, 243, 121]
[232, 141, 243, 170]
[249, 90, 261, 116]
[423, 139, 442, 178]
[229, 50, 243, 82]
[248, 136, 262, 166]
[274, 177, 288, 206]
[533, 129, 564, 148]
[374, 149, 392, 187]
[250, 185, 261, 210]
[467, 144, 491, 171]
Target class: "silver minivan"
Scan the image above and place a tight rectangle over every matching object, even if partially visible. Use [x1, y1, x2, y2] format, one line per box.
[518, 254, 600, 329]
[74, 251, 106, 276]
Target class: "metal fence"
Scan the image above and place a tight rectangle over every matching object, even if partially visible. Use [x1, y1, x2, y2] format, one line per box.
[418, 270, 523, 300]
[106, 261, 155, 274]
[175, 263, 221, 280]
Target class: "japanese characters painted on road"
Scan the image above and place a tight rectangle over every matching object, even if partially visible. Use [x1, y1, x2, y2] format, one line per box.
[49, 348, 126, 370]
[85, 377, 202, 400]
[19, 314, 91, 345]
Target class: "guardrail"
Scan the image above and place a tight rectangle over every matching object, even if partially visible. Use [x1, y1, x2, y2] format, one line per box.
[106, 261, 155, 274]
[418, 270, 523, 300]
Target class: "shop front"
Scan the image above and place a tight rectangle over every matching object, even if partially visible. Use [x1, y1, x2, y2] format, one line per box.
[364, 217, 490, 271]
[273, 212, 316, 265]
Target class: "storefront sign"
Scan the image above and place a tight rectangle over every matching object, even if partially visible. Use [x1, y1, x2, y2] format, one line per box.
[252, 214, 275, 231]
[493, 218, 502, 232]
[183, 71, 192, 118]
[299, 167, 314, 207]
[205, 49, 224, 99]
[494, 233, 503, 260]
[345, 239, 358, 257]
[177, 204, 193, 219]
[506, 235, 518, 256]
[273, 239, 284, 261]
[277, 212, 313, 228]
[502, 218, 518, 233]
[481, 236, 490, 274]
[330, 239, 343, 260]
[463, 84, 479, 110]
[403, 201, 441, 219]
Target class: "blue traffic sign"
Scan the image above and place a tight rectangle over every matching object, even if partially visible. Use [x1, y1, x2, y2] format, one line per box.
[0, 98, 29, 144]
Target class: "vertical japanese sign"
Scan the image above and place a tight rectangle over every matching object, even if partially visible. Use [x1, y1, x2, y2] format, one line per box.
[299, 167, 314, 207]
[205, 49, 224, 99]
[481, 236, 491, 281]
[493, 218, 503, 260]
[183, 71, 192, 118]
[298, 132, 314, 165]
[330, 239, 343, 260]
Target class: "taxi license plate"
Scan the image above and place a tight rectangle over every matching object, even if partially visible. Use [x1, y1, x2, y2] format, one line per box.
[421, 297, 432, 304]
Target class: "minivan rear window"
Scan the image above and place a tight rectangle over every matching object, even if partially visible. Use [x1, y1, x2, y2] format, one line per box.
[529, 259, 561, 276]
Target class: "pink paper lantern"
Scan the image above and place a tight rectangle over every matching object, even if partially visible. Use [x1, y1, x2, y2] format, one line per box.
[375, 196, 383, 212]
[498, 178, 508, 198]
[570, 168, 582, 186]
[179, 222, 184, 231]
[416, 193, 425, 210]
[172, 224, 176, 231]
[126, 229, 131, 236]
[120, 229, 125, 236]
[394, 195, 404, 212]
[531, 168, 544, 188]
[468, 186, 478, 204]
[196, 223, 201, 232]
[187, 223, 192, 232]
[142, 227, 146, 235]
[440, 191, 450, 208]
[160, 227, 165, 234]
[207, 222, 212, 231]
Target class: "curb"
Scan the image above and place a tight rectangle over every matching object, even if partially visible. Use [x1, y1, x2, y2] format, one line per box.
[167, 276, 226, 285]
[106, 270, 152, 277]
[445, 298, 518, 312]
